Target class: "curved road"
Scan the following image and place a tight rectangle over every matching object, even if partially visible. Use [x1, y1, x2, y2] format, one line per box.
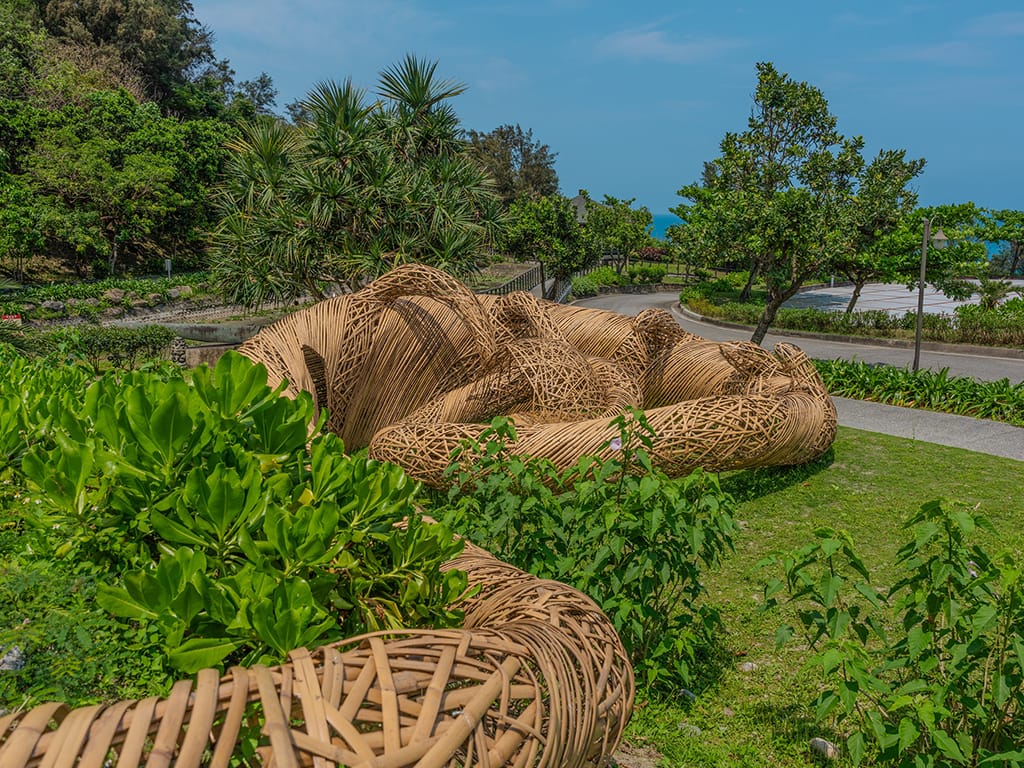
[576, 291, 1024, 383]
[574, 291, 1024, 461]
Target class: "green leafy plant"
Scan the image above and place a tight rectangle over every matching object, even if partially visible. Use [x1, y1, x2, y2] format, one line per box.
[8, 351, 468, 675]
[762, 501, 1024, 766]
[814, 360, 1024, 426]
[626, 263, 667, 284]
[436, 410, 736, 688]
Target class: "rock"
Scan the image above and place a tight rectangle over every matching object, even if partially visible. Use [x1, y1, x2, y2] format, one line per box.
[40, 300, 65, 312]
[0, 645, 24, 672]
[174, 285, 193, 298]
[167, 288, 181, 300]
[738, 661, 759, 673]
[101, 288, 125, 302]
[102, 307, 124, 319]
[722, 706, 735, 717]
[82, 297, 100, 306]
[678, 688, 697, 702]
[170, 337, 187, 367]
[146, 292, 163, 306]
[677, 722, 702, 737]
[809, 737, 839, 760]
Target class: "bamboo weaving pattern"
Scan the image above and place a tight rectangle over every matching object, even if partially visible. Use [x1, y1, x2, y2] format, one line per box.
[238, 264, 837, 486]
[0, 543, 633, 767]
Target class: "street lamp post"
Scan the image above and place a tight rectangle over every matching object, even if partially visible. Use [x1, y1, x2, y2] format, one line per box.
[912, 219, 948, 372]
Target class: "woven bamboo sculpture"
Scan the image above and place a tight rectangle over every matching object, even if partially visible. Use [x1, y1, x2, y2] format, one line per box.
[238, 263, 837, 486]
[0, 543, 633, 768]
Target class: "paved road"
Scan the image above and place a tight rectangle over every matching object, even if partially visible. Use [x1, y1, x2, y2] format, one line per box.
[575, 291, 1024, 462]
[576, 291, 1024, 383]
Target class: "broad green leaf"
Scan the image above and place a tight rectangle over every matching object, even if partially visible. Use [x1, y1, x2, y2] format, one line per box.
[168, 636, 244, 673]
[96, 583, 159, 620]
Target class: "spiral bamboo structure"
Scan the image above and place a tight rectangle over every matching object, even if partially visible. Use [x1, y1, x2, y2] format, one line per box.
[237, 264, 837, 486]
[0, 543, 633, 767]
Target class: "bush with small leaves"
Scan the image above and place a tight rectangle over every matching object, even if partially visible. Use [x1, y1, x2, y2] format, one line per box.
[762, 501, 1024, 767]
[435, 410, 736, 689]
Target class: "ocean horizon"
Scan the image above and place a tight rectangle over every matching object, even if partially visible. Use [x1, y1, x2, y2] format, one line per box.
[651, 213, 681, 240]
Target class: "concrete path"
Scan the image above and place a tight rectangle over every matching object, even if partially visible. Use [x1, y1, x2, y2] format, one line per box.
[574, 291, 1024, 462]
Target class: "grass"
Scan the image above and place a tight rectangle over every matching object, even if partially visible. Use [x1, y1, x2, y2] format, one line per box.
[623, 426, 1024, 767]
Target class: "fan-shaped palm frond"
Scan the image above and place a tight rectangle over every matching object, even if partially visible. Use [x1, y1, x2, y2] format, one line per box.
[377, 54, 466, 115]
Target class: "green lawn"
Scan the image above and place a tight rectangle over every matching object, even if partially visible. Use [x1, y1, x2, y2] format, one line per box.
[623, 427, 1024, 767]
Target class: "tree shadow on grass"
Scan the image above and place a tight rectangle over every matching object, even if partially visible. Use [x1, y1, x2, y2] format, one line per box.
[718, 447, 835, 505]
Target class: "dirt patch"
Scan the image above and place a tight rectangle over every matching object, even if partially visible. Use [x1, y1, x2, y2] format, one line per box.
[611, 743, 665, 768]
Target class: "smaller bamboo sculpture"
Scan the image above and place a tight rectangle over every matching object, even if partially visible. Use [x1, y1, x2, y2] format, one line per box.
[0, 544, 633, 768]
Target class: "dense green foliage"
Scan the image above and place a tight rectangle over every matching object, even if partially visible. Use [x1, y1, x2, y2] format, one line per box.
[763, 501, 1024, 766]
[503, 194, 594, 299]
[571, 263, 668, 297]
[436, 412, 736, 689]
[465, 123, 559, 205]
[37, 324, 177, 369]
[208, 56, 505, 307]
[0, 1, 266, 282]
[0, 350, 467, 705]
[582, 192, 655, 270]
[672, 61, 924, 342]
[682, 280, 1024, 349]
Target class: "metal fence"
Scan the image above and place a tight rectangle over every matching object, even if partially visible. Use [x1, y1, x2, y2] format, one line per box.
[477, 264, 545, 296]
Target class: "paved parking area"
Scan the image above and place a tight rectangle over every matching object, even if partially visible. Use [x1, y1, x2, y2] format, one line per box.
[784, 281, 1024, 315]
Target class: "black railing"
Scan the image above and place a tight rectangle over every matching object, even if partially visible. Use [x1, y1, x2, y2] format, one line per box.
[477, 264, 545, 296]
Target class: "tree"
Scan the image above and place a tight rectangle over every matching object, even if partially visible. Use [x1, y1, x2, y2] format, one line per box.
[465, 124, 558, 205]
[905, 203, 989, 299]
[580, 191, 653, 272]
[674, 62, 920, 345]
[34, 0, 209, 104]
[978, 208, 1024, 277]
[208, 56, 505, 306]
[25, 89, 230, 276]
[503, 195, 593, 300]
[829, 149, 925, 313]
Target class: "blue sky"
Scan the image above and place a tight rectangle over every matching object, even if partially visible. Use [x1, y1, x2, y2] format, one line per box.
[191, 1, 1023, 217]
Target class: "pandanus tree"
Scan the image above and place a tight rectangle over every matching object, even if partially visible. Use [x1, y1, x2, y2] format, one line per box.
[209, 55, 505, 307]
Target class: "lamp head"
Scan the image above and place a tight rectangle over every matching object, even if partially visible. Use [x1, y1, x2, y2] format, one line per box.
[931, 227, 949, 250]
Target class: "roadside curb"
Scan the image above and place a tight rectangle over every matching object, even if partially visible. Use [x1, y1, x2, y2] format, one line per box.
[674, 304, 1024, 361]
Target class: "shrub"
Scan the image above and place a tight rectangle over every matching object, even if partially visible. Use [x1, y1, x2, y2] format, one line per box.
[762, 501, 1024, 767]
[2, 351, 468, 691]
[435, 410, 736, 689]
[724, 270, 750, 290]
[814, 360, 1024, 426]
[39, 324, 176, 369]
[571, 266, 625, 297]
[626, 263, 667, 284]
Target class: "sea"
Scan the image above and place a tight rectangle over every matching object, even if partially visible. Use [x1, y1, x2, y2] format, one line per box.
[650, 213, 682, 240]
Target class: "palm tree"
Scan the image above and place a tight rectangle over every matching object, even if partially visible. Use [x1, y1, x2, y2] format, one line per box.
[974, 277, 1021, 311]
[209, 58, 504, 308]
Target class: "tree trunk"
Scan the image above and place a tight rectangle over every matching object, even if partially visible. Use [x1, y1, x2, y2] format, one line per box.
[1011, 241, 1022, 276]
[750, 299, 781, 346]
[845, 280, 865, 314]
[739, 260, 759, 302]
[545, 275, 564, 301]
[108, 240, 118, 277]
